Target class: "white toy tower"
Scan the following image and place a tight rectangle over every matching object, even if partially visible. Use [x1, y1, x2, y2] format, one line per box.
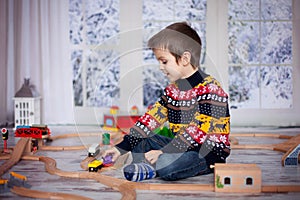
[13, 78, 41, 129]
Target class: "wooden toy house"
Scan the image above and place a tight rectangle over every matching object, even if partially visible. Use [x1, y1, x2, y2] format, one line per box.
[13, 79, 41, 129]
[214, 163, 262, 193]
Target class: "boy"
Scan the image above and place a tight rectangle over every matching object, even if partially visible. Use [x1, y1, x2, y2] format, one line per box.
[103, 22, 230, 182]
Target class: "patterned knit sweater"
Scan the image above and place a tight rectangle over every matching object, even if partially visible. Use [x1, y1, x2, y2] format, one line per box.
[116, 70, 231, 164]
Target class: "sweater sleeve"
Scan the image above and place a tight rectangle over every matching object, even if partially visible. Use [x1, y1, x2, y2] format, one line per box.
[115, 95, 169, 154]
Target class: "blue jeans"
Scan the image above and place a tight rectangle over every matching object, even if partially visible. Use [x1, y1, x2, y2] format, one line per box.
[131, 134, 211, 181]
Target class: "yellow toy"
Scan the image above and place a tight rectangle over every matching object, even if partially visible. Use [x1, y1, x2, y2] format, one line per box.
[88, 159, 103, 172]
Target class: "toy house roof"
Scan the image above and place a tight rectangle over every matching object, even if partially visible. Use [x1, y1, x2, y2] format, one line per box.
[15, 79, 39, 97]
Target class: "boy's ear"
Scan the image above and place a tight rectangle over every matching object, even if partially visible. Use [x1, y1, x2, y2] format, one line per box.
[181, 51, 192, 66]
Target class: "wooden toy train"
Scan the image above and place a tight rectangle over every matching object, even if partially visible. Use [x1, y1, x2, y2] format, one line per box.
[15, 124, 51, 139]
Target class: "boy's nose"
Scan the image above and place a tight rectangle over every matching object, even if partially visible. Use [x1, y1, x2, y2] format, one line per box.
[159, 64, 164, 70]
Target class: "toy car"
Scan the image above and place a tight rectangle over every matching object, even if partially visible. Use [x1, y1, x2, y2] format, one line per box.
[88, 159, 103, 172]
[88, 143, 100, 157]
[15, 124, 51, 139]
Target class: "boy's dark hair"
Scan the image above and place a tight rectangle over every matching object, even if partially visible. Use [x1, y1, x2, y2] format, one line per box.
[148, 22, 202, 69]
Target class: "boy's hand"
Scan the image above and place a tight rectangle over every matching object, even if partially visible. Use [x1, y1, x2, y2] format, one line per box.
[102, 147, 121, 163]
[145, 150, 163, 164]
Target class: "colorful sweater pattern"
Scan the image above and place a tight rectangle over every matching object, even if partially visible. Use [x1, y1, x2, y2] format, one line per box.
[116, 70, 230, 164]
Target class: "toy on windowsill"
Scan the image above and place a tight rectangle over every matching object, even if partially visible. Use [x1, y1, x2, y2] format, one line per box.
[110, 105, 119, 115]
[103, 106, 141, 133]
[130, 106, 139, 115]
[1, 128, 9, 153]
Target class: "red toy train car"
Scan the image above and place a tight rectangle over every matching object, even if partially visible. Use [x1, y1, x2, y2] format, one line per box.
[15, 124, 51, 139]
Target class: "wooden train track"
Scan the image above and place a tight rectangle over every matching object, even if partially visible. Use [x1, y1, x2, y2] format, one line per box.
[1, 132, 300, 200]
[11, 186, 93, 200]
[3, 154, 300, 200]
[0, 138, 29, 177]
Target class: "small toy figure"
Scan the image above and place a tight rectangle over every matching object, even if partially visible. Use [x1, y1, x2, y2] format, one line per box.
[110, 105, 119, 115]
[1, 128, 9, 153]
[103, 155, 114, 167]
[130, 106, 139, 115]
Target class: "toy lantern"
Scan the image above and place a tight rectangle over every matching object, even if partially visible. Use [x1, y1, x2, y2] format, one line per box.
[13, 78, 41, 128]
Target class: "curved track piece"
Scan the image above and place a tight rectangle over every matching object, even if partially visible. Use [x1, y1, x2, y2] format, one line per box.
[11, 186, 92, 200]
[80, 156, 95, 171]
[38, 156, 136, 200]
[274, 134, 300, 153]
[0, 138, 29, 177]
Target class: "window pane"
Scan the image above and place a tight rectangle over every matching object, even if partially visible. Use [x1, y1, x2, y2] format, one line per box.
[143, 0, 174, 21]
[85, 0, 119, 45]
[261, 66, 293, 109]
[261, 0, 292, 20]
[175, 0, 207, 21]
[229, 66, 260, 109]
[228, 21, 260, 64]
[261, 22, 292, 64]
[228, 0, 259, 20]
[69, 0, 84, 45]
[86, 50, 120, 107]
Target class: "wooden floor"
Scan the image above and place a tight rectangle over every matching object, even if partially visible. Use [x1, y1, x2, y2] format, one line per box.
[0, 125, 300, 200]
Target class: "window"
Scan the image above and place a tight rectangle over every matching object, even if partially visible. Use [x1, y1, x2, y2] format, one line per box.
[68, 0, 300, 126]
[224, 177, 231, 185]
[246, 177, 253, 185]
[228, 0, 293, 109]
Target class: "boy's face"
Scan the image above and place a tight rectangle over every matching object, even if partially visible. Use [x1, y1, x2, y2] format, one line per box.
[153, 49, 185, 83]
